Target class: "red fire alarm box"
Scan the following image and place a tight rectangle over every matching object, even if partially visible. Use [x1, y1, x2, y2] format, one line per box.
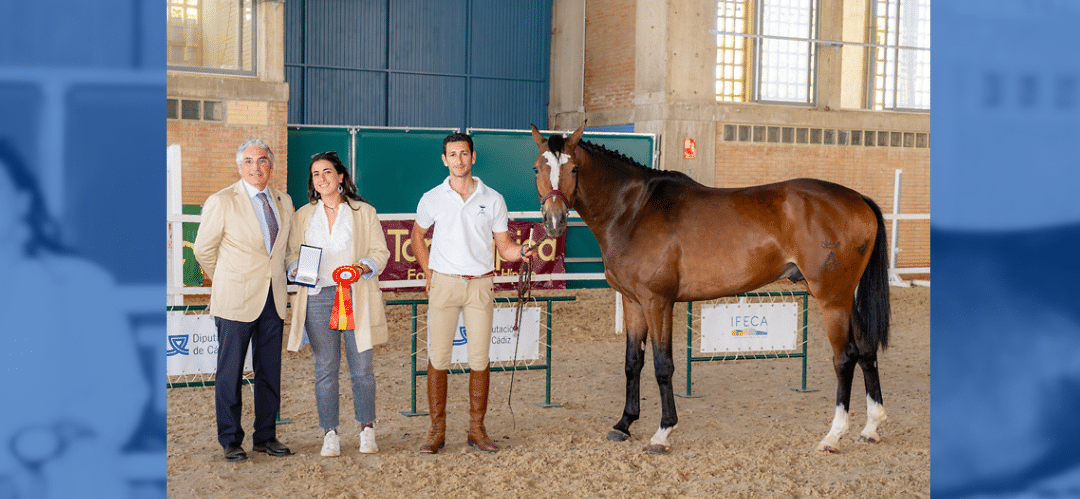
[683, 138, 696, 160]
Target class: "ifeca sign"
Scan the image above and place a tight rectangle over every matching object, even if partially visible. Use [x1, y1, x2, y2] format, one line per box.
[700, 301, 798, 353]
[428, 307, 542, 364]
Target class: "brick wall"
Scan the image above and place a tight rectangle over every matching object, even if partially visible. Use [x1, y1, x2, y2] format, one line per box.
[168, 100, 289, 205]
[714, 124, 930, 269]
[584, 0, 635, 112]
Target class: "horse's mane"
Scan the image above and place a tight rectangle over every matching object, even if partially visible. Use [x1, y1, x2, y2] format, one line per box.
[549, 135, 691, 182]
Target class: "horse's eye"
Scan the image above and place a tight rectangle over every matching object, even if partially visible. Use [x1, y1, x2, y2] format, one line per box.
[532, 166, 539, 174]
[572, 166, 579, 173]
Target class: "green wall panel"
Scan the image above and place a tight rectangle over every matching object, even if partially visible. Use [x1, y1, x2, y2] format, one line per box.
[353, 128, 458, 213]
[182, 204, 202, 286]
[286, 126, 654, 288]
[285, 126, 354, 210]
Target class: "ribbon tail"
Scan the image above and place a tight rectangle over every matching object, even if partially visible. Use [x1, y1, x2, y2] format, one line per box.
[328, 288, 339, 329]
[342, 286, 355, 330]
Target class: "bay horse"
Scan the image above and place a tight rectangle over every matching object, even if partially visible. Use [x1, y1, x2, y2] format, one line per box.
[529, 124, 890, 454]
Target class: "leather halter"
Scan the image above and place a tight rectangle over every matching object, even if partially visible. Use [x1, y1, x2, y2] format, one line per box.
[540, 188, 571, 209]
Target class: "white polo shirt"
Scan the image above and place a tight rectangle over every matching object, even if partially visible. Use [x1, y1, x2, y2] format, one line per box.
[415, 176, 509, 276]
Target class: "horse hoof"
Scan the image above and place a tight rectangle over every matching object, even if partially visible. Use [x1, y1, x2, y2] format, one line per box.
[606, 430, 630, 442]
[816, 445, 841, 455]
[644, 443, 668, 455]
[858, 435, 881, 444]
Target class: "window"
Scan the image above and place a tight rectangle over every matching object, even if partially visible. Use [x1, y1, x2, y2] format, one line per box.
[167, 98, 225, 121]
[716, 1, 750, 102]
[167, 0, 257, 76]
[869, 0, 930, 110]
[716, 0, 819, 105]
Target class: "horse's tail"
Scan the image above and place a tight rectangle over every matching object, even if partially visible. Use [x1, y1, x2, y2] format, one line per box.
[853, 195, 890, 352]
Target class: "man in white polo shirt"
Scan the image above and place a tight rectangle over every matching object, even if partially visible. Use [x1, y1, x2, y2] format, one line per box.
[410, 132, 536, 454]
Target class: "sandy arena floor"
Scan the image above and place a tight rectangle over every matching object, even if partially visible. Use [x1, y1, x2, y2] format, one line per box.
[167, 283, 929, 498]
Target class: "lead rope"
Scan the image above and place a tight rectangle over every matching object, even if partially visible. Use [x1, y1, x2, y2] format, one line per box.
[508, 225, 536, 429]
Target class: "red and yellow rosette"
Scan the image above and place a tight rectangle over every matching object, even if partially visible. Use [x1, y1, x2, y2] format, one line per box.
[329, 265, 361, 330]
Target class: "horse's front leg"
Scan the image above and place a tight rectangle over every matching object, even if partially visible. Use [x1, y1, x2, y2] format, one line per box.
[645, 302, 677, 454]
[608, 297, 647, 442]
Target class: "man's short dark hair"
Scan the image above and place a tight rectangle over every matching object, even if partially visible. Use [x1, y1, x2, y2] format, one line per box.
[442, 132, 474, 155]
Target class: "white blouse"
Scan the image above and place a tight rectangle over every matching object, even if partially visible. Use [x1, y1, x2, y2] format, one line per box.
[305, 199, 355, 295]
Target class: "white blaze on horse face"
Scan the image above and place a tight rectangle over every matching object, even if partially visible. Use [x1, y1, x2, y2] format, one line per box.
[542, 150, 569, 192]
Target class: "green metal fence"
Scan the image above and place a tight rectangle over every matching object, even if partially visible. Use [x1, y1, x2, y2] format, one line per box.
[679, 291, 814, 398]
[389, 295, 576, 416]
[165, 304, 240, 389]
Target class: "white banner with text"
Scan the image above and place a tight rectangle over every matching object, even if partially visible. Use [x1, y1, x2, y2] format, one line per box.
[427, 307, 541, 364]
[700, 301, 798, 353]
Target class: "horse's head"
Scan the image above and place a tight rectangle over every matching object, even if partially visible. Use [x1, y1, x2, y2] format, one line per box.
[530, 123, 585, 238]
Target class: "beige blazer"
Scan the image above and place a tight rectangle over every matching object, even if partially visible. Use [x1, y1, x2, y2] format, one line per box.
[193, 181, 293, 322]
[286, 200, 390, 353]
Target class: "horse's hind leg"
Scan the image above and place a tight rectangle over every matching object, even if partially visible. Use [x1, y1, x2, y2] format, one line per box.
[816, 303, 859, 454]
[857, 353, 887, 444]
[608, 296, 647, 442]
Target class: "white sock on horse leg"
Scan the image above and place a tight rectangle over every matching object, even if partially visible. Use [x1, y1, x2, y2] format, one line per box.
[859, 395, 887, 443]
[650, 425, 677, 447]
[817, 404, 849, 451]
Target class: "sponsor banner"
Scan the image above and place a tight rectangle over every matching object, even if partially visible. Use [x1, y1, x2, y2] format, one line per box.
[166, 313, 252, 376]
[427, 307, 542, 364]
[380, 219, 565, 291]
[700, 302, 798, 353]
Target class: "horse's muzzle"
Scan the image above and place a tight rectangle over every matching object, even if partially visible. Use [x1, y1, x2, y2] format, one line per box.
[542, 206, 568, 238]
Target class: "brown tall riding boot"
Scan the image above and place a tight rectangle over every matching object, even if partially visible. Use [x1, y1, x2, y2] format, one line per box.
[467, 368, 498, 452]
[419, 362, 447, 453]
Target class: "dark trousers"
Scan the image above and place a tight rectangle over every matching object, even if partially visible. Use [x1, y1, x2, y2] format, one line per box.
[214, 286, 283, 448]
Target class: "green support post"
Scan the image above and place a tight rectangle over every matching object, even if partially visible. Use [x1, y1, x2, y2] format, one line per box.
[677, 301, 701, 398]
[536, 299, 562, 408]
[401, 302, 426, 416]
[791, 293, 816, 392]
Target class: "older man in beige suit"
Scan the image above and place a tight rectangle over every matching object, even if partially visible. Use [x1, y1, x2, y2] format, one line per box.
[194, 139, 294, 462]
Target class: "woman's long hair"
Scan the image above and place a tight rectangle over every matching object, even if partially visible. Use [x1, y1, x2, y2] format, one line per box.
[0, 139, 65, 256]
[307, 151, 369, 209]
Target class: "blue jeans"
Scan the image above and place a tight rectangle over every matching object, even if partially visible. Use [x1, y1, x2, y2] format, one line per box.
[305, 286, 376, 430]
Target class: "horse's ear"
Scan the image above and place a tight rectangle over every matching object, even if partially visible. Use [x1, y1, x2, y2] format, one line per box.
[566, 124, 586, 150]
[530, 124, 545, 147]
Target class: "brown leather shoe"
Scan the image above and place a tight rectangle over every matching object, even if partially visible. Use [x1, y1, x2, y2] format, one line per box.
[419, 362, 447, 454]
[466, 368, 498, 452]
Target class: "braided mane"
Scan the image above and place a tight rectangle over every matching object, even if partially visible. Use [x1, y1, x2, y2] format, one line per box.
[548, 134, 691, 182]
[579, 139, 691, 182]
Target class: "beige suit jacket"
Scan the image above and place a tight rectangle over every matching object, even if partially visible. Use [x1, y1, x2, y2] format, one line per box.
[193, 180, 293, 322]
[286, 200, 390, 353]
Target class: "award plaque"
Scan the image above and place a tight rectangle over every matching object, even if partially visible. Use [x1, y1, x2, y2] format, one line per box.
[295, 244, 322, 287]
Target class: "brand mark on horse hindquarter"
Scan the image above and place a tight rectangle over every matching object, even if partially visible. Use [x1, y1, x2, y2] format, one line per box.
[820, 241, 846, 272]
[857, 241, 869, 256]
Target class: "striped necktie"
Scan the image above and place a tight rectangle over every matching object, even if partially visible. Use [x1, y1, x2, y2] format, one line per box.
[257, 192, 278, 247]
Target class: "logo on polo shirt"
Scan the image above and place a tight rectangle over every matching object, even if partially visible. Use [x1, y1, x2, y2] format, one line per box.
[477, 205, 487, 218]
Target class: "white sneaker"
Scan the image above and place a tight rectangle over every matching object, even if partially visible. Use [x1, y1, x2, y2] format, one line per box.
[359, 426, 378, 454]
[321, 429, 341, 457]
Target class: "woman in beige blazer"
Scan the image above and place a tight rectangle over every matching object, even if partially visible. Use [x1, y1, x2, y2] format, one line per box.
[286, 151, 390, 457]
